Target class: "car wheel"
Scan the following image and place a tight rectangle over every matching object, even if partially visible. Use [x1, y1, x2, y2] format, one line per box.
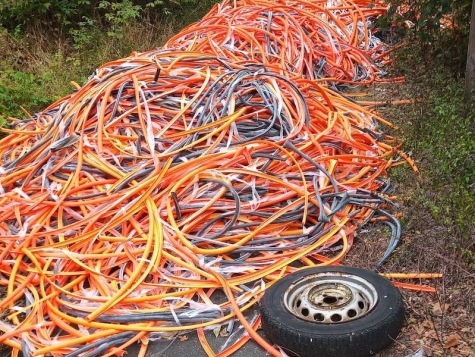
[260, 266, 404, 357]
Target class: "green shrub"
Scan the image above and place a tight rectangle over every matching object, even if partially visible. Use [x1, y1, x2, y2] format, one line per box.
[0, 0, 93, 31]
[391, 56, 475, 238]
[377, 0, 471, 76]
[0, 0, 218, 33]
[0, 0, 219, 123]
[0, 68, 57, 123]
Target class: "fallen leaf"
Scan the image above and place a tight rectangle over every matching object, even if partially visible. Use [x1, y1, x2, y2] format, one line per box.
[219, 328, 229, 337]
[460, 345, 474, 356]
[443, 334, 460, 349]
[421, 320, 434, 329]
[431, 302, 441, 314]
[161, 332, 177, 339]
[414, 324, 424, 335]
[426, 330, 439, 340]
[431, 302, 450, 315]
[178, 335, 188, 342]
[423, 346, 433, 357]
[213, 326, 221, 338]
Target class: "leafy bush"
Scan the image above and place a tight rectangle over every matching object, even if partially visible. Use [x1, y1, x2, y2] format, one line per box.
[0, 68, 56, 123]
[0, 0, 93, 30]
[0, 0, 219, 123]
[0, 0, 217, 32]
[413, 78, 474, 185]
[1, 0, 219, 50]
[377, 0, 472, 76]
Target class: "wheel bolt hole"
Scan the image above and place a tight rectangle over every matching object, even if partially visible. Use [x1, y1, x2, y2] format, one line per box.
[314, 313, 325, 322]
[296, 299, 301, 308]
[330, 314, 342, 322]
[358, 301, 365, 309]
[347, 309, 357, 318]
[323, 296, 338, 304]
[301, 308, 309, 317]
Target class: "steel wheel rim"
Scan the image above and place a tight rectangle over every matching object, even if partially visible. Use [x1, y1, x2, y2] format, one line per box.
[282, 272, 379, 324]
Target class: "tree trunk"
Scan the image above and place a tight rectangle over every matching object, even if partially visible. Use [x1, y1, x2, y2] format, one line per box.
[465, 0, 475, 105]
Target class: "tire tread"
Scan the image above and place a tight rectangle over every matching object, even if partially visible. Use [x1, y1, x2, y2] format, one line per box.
[260, 267, 405, 357]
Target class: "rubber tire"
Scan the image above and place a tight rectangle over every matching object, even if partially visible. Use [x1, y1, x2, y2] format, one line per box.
[260, 266, 404, 357]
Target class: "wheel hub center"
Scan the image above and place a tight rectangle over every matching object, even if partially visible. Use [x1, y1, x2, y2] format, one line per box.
[308, 283, 353, 309]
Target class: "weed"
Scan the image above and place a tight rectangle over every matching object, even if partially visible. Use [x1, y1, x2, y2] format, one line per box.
[0, 68, 56, 122]
[385, 45, 475, 265]
[0, 0, 219, 122]
[377, 0, 471, 76]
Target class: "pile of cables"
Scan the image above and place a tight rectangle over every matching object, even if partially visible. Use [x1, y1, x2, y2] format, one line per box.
[0, 0, 406, 356]
[165, 0, 393, 84]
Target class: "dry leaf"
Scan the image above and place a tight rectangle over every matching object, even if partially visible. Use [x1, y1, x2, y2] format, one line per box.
[431, 302, 441, 314]
[421, 320, 434, 329]
[178, 335, 188, 342]
[443, 334, 460, 349]
[431, 302, 450, 315]
[423, 346, 433, 357]
[161, 332, 177, 339]
[460, 345, 474, 356]
[213, 326, 221, 338]
[414, 324, 424, 335]
[219, 328, 229, 337]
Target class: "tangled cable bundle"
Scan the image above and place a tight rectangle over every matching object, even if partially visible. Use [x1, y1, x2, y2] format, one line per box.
[0, 1, 408, 356]
[165, 0, 392, 84]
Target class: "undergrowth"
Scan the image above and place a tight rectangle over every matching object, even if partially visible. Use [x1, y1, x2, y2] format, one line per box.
[0, 0, 218, 123]
[386, 44, 475, 265]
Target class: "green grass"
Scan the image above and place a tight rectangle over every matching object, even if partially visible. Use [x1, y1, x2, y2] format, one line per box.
[384, 44, 475, 264]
